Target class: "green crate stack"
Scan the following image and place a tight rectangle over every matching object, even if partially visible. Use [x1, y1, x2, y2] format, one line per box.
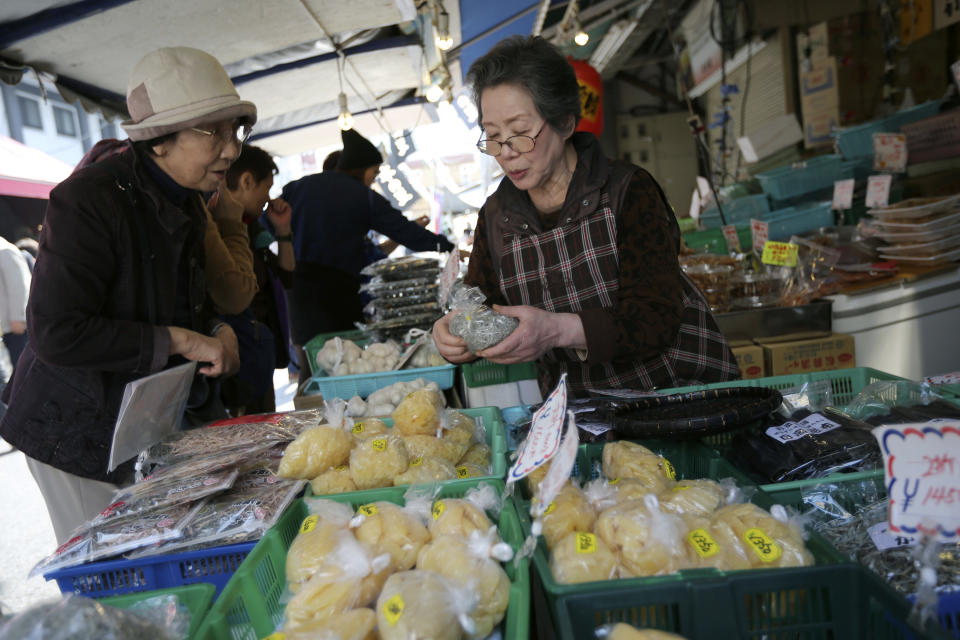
[102, 583, 216, 640]
[462, 359, 539, 388]
[193, 481, 529, 640]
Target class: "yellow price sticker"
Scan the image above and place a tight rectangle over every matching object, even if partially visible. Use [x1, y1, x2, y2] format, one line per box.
[608, 478, 620, 485]
[673, 484, 692, 492]
[663, 458, 677, 481]
[761, 241, 799, 267]
[456, 466, 470, 478]
[333, 465, 348, 472]
[352, 422, 364, 434]
[410, 457, 423, 467]
[382, 593, 405, 626]
[358, 504, 378, 517]
[371, 438, 387, 452]
[299, 515, 319, 534]
[744, 528, 782, 563]
[544, 501, 557, 516]
[432, 501, 446, 520]
[688, 528, 720, 559]
[262, 633, 286, 640]
[575, 532, 598, 554]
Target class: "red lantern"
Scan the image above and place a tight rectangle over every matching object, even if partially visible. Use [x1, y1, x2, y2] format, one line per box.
[569, 58, 603, 136]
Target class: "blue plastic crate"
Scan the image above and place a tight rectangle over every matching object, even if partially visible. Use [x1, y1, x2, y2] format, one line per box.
[700, 194, 771, 229]
[300, 363, 457, 400]
[44, 541, 255, 599]
[835, 100, 942, 159]
[765, 201, 835, 240]
[756, 155, 848, 201]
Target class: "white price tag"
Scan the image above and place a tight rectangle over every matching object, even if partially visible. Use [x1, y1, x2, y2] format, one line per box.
[866, 175, 893, 209]
[577, 421, 613, 437]
[873, 133, 908, 173]
[766, 421, 808, 444]
[867, 521, 918, 551]
[750, 218, 769, 254]
[722, 224, 741, 252]
[832, 179, 855, 211]
[798, 413, 841, 435]
[926, 371, 960, 385]
[872, 421, 960, 543]
[508, 373, 568, 482]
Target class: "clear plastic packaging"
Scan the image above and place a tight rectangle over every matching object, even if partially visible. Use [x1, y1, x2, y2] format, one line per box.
[428, 484, 502, 541]
[393, 456, 457, 485]
[549, 530, 619, 584]
[375, 570, 477, 640]
[601, 441, 674, 493]
[0, 593, 192, 640]
[657, 479, 725, 517]
[682, 263, 734, 312]
[595, 494, 691, 577]
[278, 425, 354, 480]
[541, 483, 597, 550]
[351, 501, 431, 571]
[349, 434, 410, 490]
[844, 380, 944, 420]
[315, 338, 403, 376]
[391, 389, 445, 436]
[708, 503, 813, 569]
[360, 256, 441, 281]
[281, 607, 376, 640]
[447, 285, 518, 353]
[286, 500, 358, 588]
[401, 435, 467, 466]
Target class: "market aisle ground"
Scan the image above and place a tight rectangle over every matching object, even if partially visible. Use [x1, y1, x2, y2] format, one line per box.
[0, 368, 298, 614]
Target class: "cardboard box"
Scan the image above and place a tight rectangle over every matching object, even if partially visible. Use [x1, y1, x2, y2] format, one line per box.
[759, 333, 856, 376]
[730, 341, 766, 379]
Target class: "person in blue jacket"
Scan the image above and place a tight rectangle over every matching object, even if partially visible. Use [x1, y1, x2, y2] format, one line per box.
[281, 127, 455, 363]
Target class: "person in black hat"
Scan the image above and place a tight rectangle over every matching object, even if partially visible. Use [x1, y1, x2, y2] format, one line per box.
[279, 127, 455, 373]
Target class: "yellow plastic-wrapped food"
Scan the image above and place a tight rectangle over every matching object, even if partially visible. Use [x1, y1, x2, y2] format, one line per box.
[310, 466, 357, 496]
[349, 433, 409, 490]
[596, 497, 692, 577]
[657, 479, 724, 516]
[353, 501, 430, 571]
[286, 520, 344, 588]
[350, 418, 389, 441]
[393, 456, 457, 486]
[453, 462, 489, 480]
[428, 498, 496, 540]
[283, 608, 377, 640]
[612, 478, 656, 504]
[376, 570, 471, 640]
[549, 531, 618, 584]
[278, 425, 353, 479]
[391, 389, 445, 436]
[417, 534, 510, 638]
[458, 442, 492, 468]
[710, 503, 813, 569]
[442, 411, 477, 446]
[524, 461, 551, 496]
[602, 441, 674, 493]
[605, 623, 688, 640]
[541, 483, 597, 550]
[402, 434, 468, 466]
[682, 514, 752, 571]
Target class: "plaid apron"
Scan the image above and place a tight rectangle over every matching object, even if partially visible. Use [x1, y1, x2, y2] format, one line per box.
[498, 192, 739, 394]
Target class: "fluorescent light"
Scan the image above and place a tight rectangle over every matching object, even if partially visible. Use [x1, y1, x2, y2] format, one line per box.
[589, 18, 637, 73]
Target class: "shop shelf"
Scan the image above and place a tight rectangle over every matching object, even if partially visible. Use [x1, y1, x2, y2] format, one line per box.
[681, 225, 753, 254]
[303, 329, 369, 377]
[755, 155, 847, 201]
[462, 359, 538, 387]
[517, 440, 850, 629]
[101, 583, 215, 639]
[552, 564, 948, 640]
[300, 363, 457, 401]
[835, 100, 942, 159]
[193, 482, 529, 640]
[304, 406, 508, 497]
[700, 194, 771, 229]
[44, 541, 255, 599]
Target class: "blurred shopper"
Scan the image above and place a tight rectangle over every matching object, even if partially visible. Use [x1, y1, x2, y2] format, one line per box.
[0, 235, 31, 370]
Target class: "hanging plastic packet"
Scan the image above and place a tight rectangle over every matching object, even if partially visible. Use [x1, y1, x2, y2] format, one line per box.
[376, 570, 478, 640]
[447, 285, 518, 353]
[778, 379, 834, 417]
[30, 500, 203, 577]
[418, 525, 514, 637]
[278, 399, 355, 480]
[0, 593, 191, 640]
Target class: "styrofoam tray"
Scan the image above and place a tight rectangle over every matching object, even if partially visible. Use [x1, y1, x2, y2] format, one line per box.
[879, 246, 960, 264]
[867, 193, 960, 219]
[869, 221, 960, 243]
[880, 229, 960, 255]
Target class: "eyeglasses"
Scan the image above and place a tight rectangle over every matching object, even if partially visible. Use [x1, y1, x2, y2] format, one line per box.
[476, 122, 546, 157]
[190, 120, 253, 148]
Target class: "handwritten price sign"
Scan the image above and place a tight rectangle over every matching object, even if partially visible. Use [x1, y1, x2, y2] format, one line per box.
[508, 373, 567, 482]
[872, 422, 960, 542]
[873, 133, 908, 173]
[722, 224, 741, 253]
[750, 218, 769, 254]
[761, 241, 799, 267]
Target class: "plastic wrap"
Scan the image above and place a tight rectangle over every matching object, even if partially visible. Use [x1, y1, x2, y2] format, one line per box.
[727, 408, 882, 483]
[428, 488, 499, 541]
[458, 442, 492, 468]
[779, 236, 842, 307]
[709, 503, 813, 569]
[778, 380, 834, 416]
[402, 435, 468, 466]
[351, 501, 430, 571]
[0, 593, 191, 640]
[360, 256, 440, 281]
[601, 441, 674, 493]
[549, 531, 619, 584]
[365, 290, 439, 309]
[657, 479, 725, 517]
[286, 501, 358, 588]
[845, 381, 947, 420]
[393, 456, 457, 485]
[350, 418, 390, 440]
[370, 302, 442, 322]
[541, 483, 597, 550]
[349, 434, 410, 490]
[447, 285, 518, 353]
[281, 607, 376, 640]
[416, 526, 513, 637]
[310, 466, 358, 495]
[680, 514, 753, 571]
[595, 494, 692, 577]
[316, 339, 404, 376]
[596, 622, 688, 640]
[278, 425, 354, 480]
[375, 570, 477, 640]
[348, 379, 441, 418]
[391, 389, 445, 436]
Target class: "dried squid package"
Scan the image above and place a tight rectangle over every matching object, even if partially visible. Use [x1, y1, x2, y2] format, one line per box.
[349, 433, 410, 490]
[447, 285, 517, 353]
[541, 482, 597, 550]
[595, 494, 692, 577]
[549, 531, 619, 584]
[602, 441, 675, 493]
[376, 570, 478, 640]
[709, 503, 813, 569]
[392, 388, 446, 436]
[416, 526, 513, 637]
[351, 501, 430, 571]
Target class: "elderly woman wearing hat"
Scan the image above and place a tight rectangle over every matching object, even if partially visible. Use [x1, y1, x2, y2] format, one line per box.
[0, 47, 254, 542]
[433, 37, 740, 395]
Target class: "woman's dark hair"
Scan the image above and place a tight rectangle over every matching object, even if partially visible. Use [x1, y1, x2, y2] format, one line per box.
[225, 144, 278, 189]
[323, 150, 342, 171]
[466, 36, 581, 134]
[337, 166, 369, 183]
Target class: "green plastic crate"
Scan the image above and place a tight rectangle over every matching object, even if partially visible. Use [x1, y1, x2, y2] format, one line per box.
[552, 564, 949, 640]
[518, 440, 850, 628]
[101, 582, 215, 640]
[303, 329, 368, 377]
[462, 359, 538, 388]
[193, 482, 530, 640]
[682, 225, 753, 254]
[303, 406, 508, 498]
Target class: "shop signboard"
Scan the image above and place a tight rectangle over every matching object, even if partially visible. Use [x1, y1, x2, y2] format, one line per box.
[799, 57, 840, 148]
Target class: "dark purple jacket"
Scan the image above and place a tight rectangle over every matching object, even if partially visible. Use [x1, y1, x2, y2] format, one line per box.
[0, 147, 216, 482]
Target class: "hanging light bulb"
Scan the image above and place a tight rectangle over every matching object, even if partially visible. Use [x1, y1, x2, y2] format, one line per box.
[425, 83, 445, 103]
[337, 92, 354, 131]
[435, 9, 453, 51]
[574, 27, 589, 46]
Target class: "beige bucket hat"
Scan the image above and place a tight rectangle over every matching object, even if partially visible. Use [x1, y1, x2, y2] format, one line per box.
[121, 47, 256, 141]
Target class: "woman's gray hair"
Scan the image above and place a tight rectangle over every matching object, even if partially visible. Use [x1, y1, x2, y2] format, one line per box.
[467, 36, 581, 134]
